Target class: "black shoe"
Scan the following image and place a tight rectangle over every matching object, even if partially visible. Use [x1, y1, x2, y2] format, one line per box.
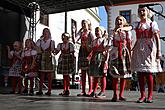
[158, 88, 165, 93]
[89, 91, 96, 97]
[119, 97, 126, 101]
[111, 97, 118, 102]
[62, 90, 70, 96]
[96, 92, 106, 98]
[145, 99, 153, 103]
[16, 91, 21, 94]
[45, 92, 51, 96]
[22, 89, 28, 95]
[9, 91, 15, 94]
[136, 97, 146, 103]
[29, 90, 34, 96]
[36, 91, 43, 95]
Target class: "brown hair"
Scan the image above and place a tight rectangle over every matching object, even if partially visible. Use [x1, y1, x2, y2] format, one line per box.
[41, 28, 51, 39]
[25, 38, 36, 49]
[61, 33, 70, 41]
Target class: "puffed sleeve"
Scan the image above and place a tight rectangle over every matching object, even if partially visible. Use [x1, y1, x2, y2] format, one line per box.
[132, 21, 139, 30]
[127, 31, 132, 41]
[56, 43, 61, 51]
[36, 39, 41, 47]
[89, 32, 95, 41]
[51, 40, 55, 51]
[152, 21, 159, 33]
[69, 43, 75, 52]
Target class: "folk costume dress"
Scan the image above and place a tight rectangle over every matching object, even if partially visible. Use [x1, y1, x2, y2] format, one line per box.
[36, 38, 55, 72]
[21, 49, 38, 94]
[57, 42, 75, 75]
[8, 50, 22, 77]
[21, 49, 38, 78]
[109, 30, 132, 78]
[36, 38, 55, 95]
[76, 30, 94, 70]
[131, 21, 162, 73]
[89, 37, 109, 77]
[8, 50, 22, 93]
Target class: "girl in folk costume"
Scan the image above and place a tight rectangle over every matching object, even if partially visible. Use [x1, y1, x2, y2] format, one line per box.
[109, 16, 132, 102]
[88, 27, 109, 98]
[76, 20, 94, 96]
[36, 28, 55, 96]
[131, 7, 162, 103]
[21, 39, 38, 95]
[55, 33, 75, 96]
[7, 41, 23, 94]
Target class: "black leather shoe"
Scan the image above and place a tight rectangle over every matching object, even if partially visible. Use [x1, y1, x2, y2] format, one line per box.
[111, 97, 118, 102]
[45, 92, 51, 96]
[36, 91, 43, 95]
[136, 97, 146, 103]
[119, 97, 126, 101]
[9, 91, 15, 94]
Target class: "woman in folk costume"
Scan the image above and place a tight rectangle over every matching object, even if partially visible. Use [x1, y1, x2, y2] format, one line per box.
[21, 39, 38, 95]
[7, 41, 23, 94]
[131, 6, 162, 103]
[109, 16, 132, 102]
[36, 28, 55, 96]
[76, 20, 94, 96]
[55, 33, 75, 96]
[88, 27, 109, 98]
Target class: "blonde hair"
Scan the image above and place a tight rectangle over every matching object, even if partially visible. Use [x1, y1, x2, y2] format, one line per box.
[138, 7, 154, 20]
[114, 15, 129, 32]
[13, 41, 22, 49]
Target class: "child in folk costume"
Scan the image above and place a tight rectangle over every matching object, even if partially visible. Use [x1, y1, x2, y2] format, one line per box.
[36, 28, 55, 96]
[76, 20, 94, 96]
[88, 27, 109, 98]
[131, 6, 162, 103]
[7, 41, 23, 94]
[109, 16, 132, 102]
[55, 33, 75, 96]
[21, 39, 38, 95]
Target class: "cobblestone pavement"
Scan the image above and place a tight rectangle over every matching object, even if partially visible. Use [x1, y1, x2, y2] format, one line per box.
[0, 88, 165, 110]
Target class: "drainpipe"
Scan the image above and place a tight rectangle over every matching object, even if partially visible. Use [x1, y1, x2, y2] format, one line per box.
[107, 5, 112, 35]
[65, 11, 67, 33]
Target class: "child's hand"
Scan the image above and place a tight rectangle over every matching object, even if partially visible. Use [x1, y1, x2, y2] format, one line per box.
[7, 46, 10, 51]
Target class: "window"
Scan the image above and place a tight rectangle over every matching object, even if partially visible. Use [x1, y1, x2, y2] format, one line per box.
[40, 12, 49, 26]
[120, 10, 131, 24]
[71, 19, 77, 44]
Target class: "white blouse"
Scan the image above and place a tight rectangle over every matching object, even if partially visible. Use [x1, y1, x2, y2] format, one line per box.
[21, 49, 37, 57]
[36, 38, 55, 51]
